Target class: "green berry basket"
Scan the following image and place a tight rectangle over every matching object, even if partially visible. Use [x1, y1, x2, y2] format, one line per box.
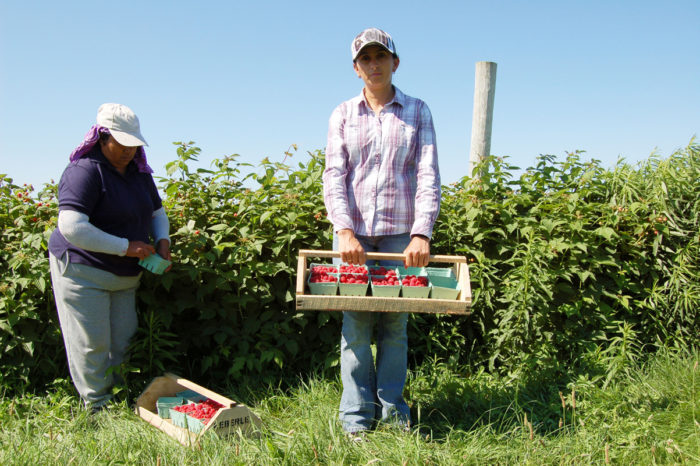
[429, 276, 460, 300]
[156, 396, 184, 419]
[370, 267, 401, 297]
[399, 272, 431, 299]
[309, 263, 338, 274]
[425, 266, 456, 280]
[368, 265, 399, 276]
[339, 264, 369, 276]
[370, 278, 401, 297]
[396, 266, 427, 277]
[170, 407, 188, 428]
[176, 389, 206, 404]
[401, 283, 431, 298]
[339, 274, 369, 296]
[186, 415, 206, 434]
[307, 263, 338, 295]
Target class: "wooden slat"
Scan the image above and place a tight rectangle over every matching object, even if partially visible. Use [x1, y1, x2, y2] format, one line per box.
[137, 406, 198, 447]
[296, 254, 307, 295]
[456, 262, 471, 302]
[297, 294, 469, 314]
[163, 373, 236, 408]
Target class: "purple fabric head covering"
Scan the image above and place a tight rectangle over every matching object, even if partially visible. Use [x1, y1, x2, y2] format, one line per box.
[69, 125, 153, 174]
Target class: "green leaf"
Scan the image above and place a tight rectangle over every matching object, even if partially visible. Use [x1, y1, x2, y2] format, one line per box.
[594, 226, 616, 241]
[260, 211, 273, 224]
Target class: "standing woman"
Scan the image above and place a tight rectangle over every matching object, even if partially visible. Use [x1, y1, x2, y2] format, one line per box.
[323, 28, 441, 434]
[48, 103, 171, 411]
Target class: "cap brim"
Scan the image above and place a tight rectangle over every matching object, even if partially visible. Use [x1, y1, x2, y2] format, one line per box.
[110, 130, 148, 147]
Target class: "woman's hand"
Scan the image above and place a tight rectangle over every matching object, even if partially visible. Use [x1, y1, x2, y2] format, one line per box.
[337, 229, 366, 265]
[125, 241, 156, 260]
[403, 235, 430, 268]
[156, 239, 172, 273]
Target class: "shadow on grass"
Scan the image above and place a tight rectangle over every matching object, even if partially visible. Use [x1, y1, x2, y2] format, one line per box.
[406, 362, 583, 440]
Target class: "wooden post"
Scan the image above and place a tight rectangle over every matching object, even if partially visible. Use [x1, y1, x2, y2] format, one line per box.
[469, 61, 497, 177]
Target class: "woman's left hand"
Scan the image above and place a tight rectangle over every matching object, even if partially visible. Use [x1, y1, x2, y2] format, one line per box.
[156, 239, 172, 273]
[403, 235, 431, 268]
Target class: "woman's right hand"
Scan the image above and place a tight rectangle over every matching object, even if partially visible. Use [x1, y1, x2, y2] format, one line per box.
[126, 241, 156, 260]
[337, 229, 366, 265]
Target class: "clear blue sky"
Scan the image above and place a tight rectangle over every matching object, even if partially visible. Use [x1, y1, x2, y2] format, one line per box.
[1, 0, 698, 187]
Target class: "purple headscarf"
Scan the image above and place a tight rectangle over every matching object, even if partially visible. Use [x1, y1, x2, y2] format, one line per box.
[69, 125, 153, 174]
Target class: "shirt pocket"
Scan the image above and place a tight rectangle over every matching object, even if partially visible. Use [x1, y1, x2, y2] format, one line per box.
[387, 121, 417, 170]
[344, 123, 372, 168]
[393, 121, 416, 149]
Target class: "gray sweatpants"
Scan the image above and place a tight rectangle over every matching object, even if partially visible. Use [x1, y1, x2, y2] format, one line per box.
[49, 252, 140, 408]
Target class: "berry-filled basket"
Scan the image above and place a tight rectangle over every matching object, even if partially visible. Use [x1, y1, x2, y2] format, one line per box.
[307, 263, 339, 295]
[338, 272, 370, 296]
[296, 250, 471, 315]
[370, 266, 401, 297]
[135, 373, 262, 447]
[400, 274, 431, 299]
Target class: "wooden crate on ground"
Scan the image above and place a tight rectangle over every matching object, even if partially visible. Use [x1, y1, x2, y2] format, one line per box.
[134, 373, 261, 447]
[296, 250, 471, 315]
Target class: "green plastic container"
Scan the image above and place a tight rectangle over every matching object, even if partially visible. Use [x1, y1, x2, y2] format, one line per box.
[138, 253, 171, 275]
[186, 414, 206, 434]
[308, 263, 338, 295]
[339, 274, 369, 296]
[396, 266, 426, 277]
[429, 276, 460, 300]
[170, 407, 188, 428]
[425, 267, 456, 280]
[401, 284, 430, 298]
[368, 265, 398, 276]
[399, 273, 430, 298]
[176, 389, 206, 403]
[398, 268, 430, 298]
[370, 275, 401, 297]
[339, 264, 368, 275]
[156, 396, 184, 419]
[309, 263, 338, 274]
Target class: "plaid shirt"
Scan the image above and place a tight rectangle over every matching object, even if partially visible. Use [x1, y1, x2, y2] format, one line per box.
[323, 86, 441, 238]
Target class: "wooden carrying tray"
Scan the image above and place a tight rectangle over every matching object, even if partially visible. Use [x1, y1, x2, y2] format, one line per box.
[296, 249, 471, 315]
[134, 373, 261, 447]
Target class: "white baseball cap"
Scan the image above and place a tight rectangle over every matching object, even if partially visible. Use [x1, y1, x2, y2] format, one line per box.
[96, 103, 148, 147]
[351, 28, 397, 61]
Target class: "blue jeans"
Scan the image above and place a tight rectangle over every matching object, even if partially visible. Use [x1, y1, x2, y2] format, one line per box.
[334, 233, 411, 432]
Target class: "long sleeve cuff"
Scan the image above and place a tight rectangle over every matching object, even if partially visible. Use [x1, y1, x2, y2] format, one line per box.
[410, 214, 436, 239]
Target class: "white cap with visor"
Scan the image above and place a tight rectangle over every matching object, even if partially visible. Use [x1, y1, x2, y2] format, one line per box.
[96, 103, 148, 147]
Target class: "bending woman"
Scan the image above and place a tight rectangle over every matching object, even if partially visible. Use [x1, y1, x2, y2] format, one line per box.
[48, 103, 171, 411]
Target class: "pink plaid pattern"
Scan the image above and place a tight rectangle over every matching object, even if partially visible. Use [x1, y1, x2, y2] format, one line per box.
[323, 87, 441, 238]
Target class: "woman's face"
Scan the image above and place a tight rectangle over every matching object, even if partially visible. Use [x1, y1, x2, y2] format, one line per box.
[100, 135, 138, 173]
[353, 45, 399, 92]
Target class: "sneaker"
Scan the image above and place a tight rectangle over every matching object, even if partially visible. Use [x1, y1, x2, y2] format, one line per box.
[346, 431, 368, 443]
[87, 402, 111, 415]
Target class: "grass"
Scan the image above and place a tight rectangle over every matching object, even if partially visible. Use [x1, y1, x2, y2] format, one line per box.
[1, 349, 698, 465]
